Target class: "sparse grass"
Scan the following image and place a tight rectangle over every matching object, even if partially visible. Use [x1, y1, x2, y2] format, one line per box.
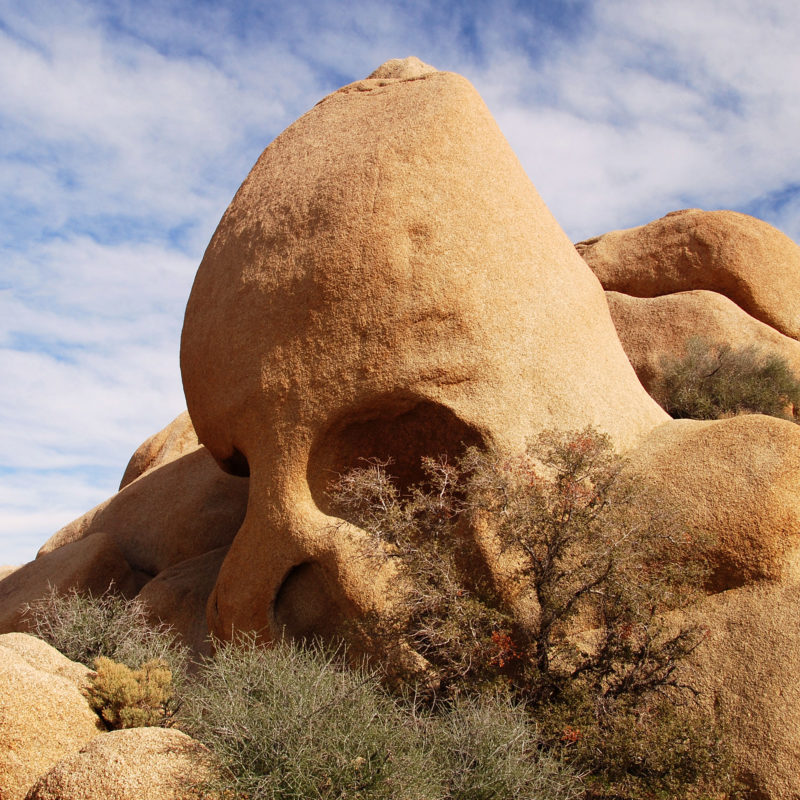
[179, 634, 583, 800]
[655, 336, 800, 421]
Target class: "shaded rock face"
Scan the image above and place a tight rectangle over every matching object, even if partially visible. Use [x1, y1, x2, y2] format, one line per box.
[0, 413, 246, 653]
[180, 58, 666, 644]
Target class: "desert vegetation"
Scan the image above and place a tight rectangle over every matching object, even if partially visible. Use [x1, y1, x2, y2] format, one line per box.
[24, 428, 741, 799]
[655, 336, 800, 421]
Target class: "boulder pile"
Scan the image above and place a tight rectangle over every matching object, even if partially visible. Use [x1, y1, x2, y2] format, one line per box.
[2, 58, 799, 798]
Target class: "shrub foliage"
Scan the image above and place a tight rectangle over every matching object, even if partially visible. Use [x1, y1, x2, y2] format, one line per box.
[24, 584, 185, 672]
[655, 336, 800, 420]
[87, 655, 177, 729]
[330, 427, 738, 799]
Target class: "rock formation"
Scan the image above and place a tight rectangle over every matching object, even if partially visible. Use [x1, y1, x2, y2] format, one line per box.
[0, 413, 247, 647]
[576, 208, 800, 339]
[180, 56, 666, 645]
[25, 728, 216, 800]
[605, 289, 800, 396]
[0, 633, 103, 800]
[1, 57, 800, 799]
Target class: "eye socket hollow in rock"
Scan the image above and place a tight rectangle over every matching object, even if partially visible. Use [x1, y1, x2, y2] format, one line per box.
[307, 395, 485, 518]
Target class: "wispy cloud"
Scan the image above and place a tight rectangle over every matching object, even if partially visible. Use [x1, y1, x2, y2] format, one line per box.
[1, 0, 798, 565]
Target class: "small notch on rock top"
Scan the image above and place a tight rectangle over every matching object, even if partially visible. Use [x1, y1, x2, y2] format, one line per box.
[367, 57, 437, 81]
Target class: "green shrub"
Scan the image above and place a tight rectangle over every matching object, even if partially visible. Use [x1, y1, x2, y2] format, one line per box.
[24, 584, 186, 675]
[655, 336, 800, 420]
[329, 428, 737, 799]
[86, 656, 177, 729]
[179, 634, 441, 800]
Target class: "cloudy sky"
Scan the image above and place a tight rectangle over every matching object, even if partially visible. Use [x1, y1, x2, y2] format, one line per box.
[1, 0, 798, 565]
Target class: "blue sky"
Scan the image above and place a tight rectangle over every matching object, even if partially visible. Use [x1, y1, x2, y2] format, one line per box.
[1, 0, 799, 565]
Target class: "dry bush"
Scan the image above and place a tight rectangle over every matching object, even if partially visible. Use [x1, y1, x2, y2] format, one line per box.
[655, 336, 800, 420]
[330, 427, 740, 799]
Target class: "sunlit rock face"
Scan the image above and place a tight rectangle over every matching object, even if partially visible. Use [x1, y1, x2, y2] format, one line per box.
[179, 56, 666, 646]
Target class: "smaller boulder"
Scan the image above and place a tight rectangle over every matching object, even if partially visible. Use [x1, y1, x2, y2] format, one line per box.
[605, 289, 800, 393]
[25, 727, 216, 800]
[626, 415, 800, 590]
[137, 546, 229, 658]
[577, 209, 800, 340]
[38, 447, 248, 578]
[0, 533, 137, 634]
[0, 634, 103, 800]
[119, 411, 199, 490]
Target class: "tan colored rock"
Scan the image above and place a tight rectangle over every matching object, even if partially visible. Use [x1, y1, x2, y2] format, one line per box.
[25, 727, 216, 800]
[0, 565, 17, 581]
[0, 635, 102, 800]
[626, 415, 800, 590]
[38, 446, 248, 579]
[606, 289, 800, 392]
[680, 578, 800, 800]
[576, 209, 800, 340]
[0, 632, 92, 687]
[137, 546, 228, 657]
[0, 533, 137, 634]
[119, 411, 199, 490]
[180, 57, 666, 644]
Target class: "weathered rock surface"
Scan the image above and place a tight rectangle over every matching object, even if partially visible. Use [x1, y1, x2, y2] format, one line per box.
[38, 445, 247, 579]
[25, 727, 216, 800]
[576, 209, 800, 340]
[180, 57, 667, 643]
[626, 415, 800, 590]
[0, 634, 102, 800]
[0, 533, 137, 634]
[136, 546, 228, 657]
[119, 411, 199, 490]
[0, 565, 18, 581]
[606, 289, 800, 394]
[680, 578, 800, 800]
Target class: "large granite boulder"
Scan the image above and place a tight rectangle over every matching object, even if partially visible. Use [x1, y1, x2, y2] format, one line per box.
[180, 56, 667, 644]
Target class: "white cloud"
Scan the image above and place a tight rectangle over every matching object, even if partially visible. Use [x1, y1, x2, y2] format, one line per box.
[1, 0, 798, 565]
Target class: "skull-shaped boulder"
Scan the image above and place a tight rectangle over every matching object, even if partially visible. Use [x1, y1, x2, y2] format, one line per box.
[180, 57, 667, 645]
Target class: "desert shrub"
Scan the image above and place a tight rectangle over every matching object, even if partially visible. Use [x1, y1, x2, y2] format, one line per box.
[432, 693, 583, 800]
[86, 655, 177, 729]
[330, 428, 738, 799]
[180, 635, 584, 800]
[179, 633, 441, 800]
[655, 336, 800, 420]
[24, 584, 187, 675]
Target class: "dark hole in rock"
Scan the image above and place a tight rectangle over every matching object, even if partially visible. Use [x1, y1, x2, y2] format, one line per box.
[219, 447, 250, 477]
[307, 395, 484, 519]
[273, 562, 345, 642]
